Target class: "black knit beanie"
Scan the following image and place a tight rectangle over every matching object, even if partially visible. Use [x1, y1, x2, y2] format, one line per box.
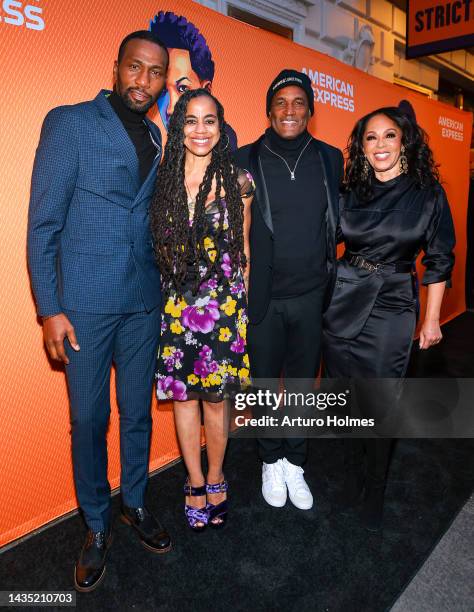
[266, 69, 314, 116]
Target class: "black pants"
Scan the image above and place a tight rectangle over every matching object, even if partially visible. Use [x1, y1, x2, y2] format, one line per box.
[343, 438, 392, 482]
[323, 272, 416, 488]
[247, 287, 324, 466]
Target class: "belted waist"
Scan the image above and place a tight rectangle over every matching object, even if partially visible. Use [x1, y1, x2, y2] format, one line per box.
[343, 252, 413, 273]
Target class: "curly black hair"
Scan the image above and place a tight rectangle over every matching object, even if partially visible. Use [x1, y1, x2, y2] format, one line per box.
[345, 106, 439, 201]
[150, 88, 245, 295]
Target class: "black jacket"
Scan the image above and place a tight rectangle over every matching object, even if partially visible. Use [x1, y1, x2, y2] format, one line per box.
[234, 135, 344, 325]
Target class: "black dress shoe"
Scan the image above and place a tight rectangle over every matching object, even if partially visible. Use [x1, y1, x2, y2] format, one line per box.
[121, 506, 172, 553]
[74, 529, 112, 592]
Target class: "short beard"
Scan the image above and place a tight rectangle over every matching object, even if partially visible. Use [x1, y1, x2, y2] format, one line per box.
[120, 88, 156, 114]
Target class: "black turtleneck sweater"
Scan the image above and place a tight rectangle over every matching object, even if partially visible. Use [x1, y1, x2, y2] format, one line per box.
[261, 127, 327, 298]
[108, 91, 157, 184]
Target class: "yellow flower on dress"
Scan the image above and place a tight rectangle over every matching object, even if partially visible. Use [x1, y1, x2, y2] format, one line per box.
[209, 373, 222, 386]
[227, 365, 237, 377]
[219, 327, 232, 342]
[164, 296, 187, 318]
[237, 322, 247, 339]
[170, 320, 185, 335]
[210, 290, 217, 298]
[204, 237, 217, 262]
[162, 346, 173, 358]
[221, 296, 237, 316]
[218, 364, 227, 377]
[187, 374, 199, 385]
[243, 354, 250, 368]
[239, 368, 250, 379]
[202, 376, 211, 388]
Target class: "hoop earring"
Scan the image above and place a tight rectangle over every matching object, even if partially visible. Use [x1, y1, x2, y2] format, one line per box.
[220, 132, 230, 151]
[400, 145, 408, 174]
[361, 156, 370, 181]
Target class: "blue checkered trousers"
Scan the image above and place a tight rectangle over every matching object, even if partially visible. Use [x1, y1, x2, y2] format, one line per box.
[27, 91, 162, 532]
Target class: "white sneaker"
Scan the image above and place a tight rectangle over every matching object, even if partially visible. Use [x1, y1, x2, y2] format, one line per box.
[262, 460, 287, 507]
[281, 458, 314, 510]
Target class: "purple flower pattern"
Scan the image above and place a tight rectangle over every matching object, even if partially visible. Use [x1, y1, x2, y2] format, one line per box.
[221, 253, 232, 278]
[182, 299, 220, 334]
[157, 376, 187, 401]
[230, 335, 245, 354]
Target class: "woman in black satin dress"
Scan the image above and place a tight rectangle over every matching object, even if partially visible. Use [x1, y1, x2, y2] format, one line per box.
[322, 107, 455, 530]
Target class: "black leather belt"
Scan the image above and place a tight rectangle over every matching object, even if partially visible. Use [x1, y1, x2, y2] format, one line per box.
[344, 252, 412, 273]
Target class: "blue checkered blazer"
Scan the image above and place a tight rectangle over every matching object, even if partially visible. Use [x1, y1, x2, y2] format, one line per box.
[27, 90, 162, 317]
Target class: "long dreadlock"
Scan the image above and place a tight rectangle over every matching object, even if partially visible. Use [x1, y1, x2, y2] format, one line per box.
[150, 89, 245, 295]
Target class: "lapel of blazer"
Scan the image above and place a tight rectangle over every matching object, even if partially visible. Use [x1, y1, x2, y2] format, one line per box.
[133, 116, 162, 205]
[249, 136, 273, 234]
[144, 116, 162, 160]
[135, 157, 160, 205]
[94, 90, 140, 191]
[313, 139, 337, 249]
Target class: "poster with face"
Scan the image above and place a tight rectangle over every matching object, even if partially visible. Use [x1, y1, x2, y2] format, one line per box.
[150, 11, 238, 150]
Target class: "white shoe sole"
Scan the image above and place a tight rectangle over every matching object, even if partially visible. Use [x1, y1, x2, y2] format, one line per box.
[262, 489, 287, 507]
[288, 495, 313, 510]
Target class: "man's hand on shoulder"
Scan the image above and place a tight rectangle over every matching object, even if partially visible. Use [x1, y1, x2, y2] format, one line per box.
[42, 313, 80, 364]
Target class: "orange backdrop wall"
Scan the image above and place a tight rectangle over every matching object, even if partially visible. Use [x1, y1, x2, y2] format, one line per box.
[0, 0, 471, 547]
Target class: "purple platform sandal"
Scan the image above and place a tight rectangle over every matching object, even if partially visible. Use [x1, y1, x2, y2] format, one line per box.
[206, 481, 228, 529]
[184, 480, 208, 532]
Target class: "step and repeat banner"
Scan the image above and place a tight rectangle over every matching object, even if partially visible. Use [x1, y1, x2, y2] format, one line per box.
[0, 0, 471, 546]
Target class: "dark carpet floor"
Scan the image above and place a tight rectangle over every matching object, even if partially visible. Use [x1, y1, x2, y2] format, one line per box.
[1, 312, 474, 612]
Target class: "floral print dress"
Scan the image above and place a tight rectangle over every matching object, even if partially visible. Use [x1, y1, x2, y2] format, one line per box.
[156, 169, 255, 402]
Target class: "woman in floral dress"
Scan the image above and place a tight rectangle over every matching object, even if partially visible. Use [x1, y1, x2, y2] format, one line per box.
[150, 89, 253, 530]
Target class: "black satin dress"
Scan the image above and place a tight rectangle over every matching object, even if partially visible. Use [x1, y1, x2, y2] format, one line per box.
[323, 174, 455, 383]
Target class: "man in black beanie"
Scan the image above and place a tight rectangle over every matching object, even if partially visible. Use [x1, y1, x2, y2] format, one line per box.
[234, 69, 343, 510]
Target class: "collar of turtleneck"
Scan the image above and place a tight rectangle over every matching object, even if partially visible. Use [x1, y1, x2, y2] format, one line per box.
[264, 127, 312, 153]
[108, 90, 147, 127]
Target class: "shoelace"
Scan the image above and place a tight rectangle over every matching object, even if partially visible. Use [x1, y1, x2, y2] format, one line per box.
[266, 462, 285, 485]
[285, 466, 308, 492]
[87, 531, 105, 548]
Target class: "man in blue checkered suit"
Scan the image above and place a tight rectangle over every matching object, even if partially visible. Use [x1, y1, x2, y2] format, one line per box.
[27, 31, 172, 592]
